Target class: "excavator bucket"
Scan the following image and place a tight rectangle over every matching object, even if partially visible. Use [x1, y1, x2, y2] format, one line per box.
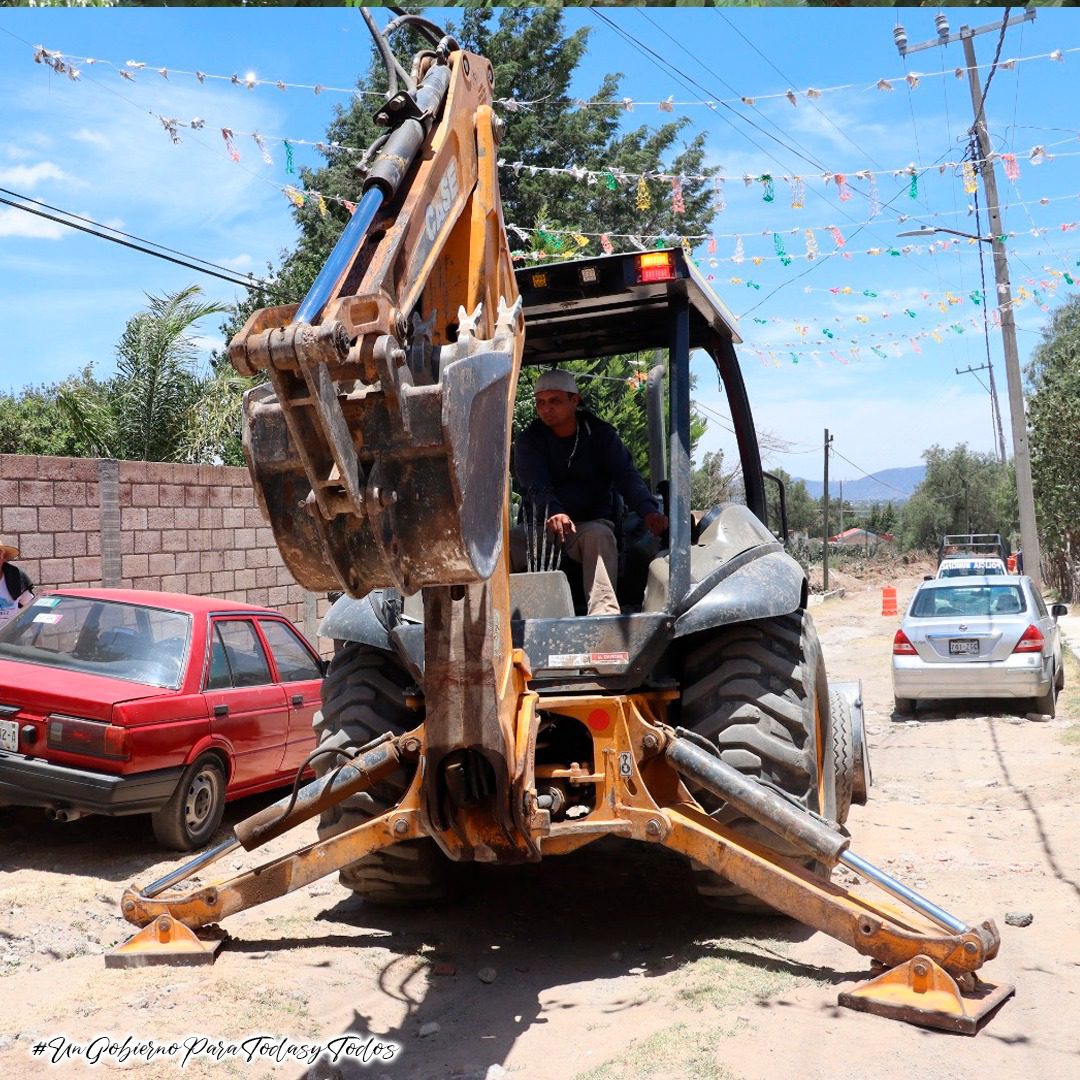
[240, 339, 515, 597]
[229, 31, 522, 600]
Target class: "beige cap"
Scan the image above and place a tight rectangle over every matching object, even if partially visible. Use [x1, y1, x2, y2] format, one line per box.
[0, 540, 19, 561]
[534, 369, 579, 395]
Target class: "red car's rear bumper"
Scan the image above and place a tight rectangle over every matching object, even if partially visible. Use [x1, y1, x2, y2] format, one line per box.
[0, 753, 183, 816]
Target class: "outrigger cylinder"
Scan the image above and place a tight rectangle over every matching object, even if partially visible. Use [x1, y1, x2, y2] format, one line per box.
[666, 730, 970, 935]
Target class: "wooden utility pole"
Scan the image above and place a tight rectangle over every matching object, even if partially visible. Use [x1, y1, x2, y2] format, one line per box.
[823, 429, 833, 590]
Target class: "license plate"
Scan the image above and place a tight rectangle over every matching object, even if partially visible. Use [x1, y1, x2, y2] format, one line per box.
[0, 718, 18, 752]
[949, 638, 980, 656]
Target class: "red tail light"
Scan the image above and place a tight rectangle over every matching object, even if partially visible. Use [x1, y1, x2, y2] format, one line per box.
[1012, 624, 1045, 653]
[893, 629, 917, 655]
[634, 251, 676, 284]
[47, 715, 130, 760]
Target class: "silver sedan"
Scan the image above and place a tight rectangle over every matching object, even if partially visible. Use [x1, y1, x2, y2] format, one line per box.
[892, 575, 1067, 717]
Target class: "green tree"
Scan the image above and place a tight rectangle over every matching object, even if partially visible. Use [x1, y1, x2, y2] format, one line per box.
[758, 467, 815, 538]
[1027, 294, 1080, 599]
[865, 501, 898, 536]
[0, 369, 100, 457]
[222, 8, 718, 346]
[59, 286, 228, 462]
[691, 450, 736, 512]
[216, 9, 722, 472]
[897, 444, 1014, 552]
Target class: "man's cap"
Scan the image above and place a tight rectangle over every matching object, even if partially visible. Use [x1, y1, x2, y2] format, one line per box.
[534, 369, 579, 396]
[0, 539, 19, 561]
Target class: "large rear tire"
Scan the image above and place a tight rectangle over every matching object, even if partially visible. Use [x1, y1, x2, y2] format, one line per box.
[314, 643, 453, 904]
[680, 610, 847, 910]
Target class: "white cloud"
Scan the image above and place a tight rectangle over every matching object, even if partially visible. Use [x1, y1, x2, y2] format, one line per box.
[0, 161, 75, 188]
[0, 207, 65, 239]
[219, 253, 254, 270]
[72, 128, 111, 149]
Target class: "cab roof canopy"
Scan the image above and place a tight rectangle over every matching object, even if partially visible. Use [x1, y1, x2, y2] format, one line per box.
[514, 247, 742, 366]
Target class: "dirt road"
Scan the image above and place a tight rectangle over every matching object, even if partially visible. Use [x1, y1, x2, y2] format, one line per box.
[2, 568, 1078, 1080]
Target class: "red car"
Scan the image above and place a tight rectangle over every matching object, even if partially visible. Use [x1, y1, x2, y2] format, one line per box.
[0, 590, 325, 850]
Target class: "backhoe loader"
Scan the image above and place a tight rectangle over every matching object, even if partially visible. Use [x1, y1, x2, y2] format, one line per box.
[111, 10, 1012, 1034]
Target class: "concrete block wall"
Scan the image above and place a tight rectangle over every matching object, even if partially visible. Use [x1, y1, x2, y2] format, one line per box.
[1, 454, 331, 647]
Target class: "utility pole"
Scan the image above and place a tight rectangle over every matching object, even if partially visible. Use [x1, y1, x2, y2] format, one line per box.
[823, 429, 833, 591]
[895, 7, 1042, 588]
[956, 362, 1007, 464]
[839, 480, 844, 535]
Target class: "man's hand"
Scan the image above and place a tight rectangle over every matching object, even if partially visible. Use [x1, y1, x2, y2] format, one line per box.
[643, 511, 668, 538]
[546, 513, 577, 542]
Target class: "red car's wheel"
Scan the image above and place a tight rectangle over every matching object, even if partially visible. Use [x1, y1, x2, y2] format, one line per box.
[152, 753, 226, 851]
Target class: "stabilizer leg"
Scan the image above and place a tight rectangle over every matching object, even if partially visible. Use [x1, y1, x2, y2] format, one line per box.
[839, 955, 1015, 1035]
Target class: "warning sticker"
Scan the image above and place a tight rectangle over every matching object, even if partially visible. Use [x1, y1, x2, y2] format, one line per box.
[546, 651, 630, 668]
[547, 653, 590, 668]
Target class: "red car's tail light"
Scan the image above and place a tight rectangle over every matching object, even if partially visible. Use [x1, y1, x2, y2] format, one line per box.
[46, 715, 130, 760]
[893, 629, 917, 655]
[634, 251, 676, 284]
[1012, 624, 1045, 653]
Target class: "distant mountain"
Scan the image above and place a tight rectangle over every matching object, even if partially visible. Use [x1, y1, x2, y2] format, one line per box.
[794, 465, 925, 504]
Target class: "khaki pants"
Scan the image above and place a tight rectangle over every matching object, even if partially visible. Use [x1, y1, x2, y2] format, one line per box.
[509, 518, 620, 616]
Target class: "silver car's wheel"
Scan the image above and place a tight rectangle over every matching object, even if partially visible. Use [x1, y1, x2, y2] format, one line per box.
[1032, 677, 1056, 719]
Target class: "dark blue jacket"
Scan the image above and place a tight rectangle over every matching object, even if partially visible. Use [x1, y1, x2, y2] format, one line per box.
[513, 410, 660, 524]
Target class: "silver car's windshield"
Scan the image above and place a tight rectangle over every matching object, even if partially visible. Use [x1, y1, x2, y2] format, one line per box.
[0, 596, 191, 689]
[911, 584, 1026, 619]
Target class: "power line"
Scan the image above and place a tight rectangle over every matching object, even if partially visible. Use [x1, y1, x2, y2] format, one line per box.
[828, 444, 913, 497]
[0, 188, 267, 290]
[715, 11, 887, 170]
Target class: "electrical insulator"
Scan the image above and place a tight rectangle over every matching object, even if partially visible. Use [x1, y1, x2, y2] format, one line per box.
[893, 24, 908, 55]
[935, 13, 950, 40]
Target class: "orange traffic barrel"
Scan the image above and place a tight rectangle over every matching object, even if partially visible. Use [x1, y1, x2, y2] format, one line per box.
[881, 586, 898, 616]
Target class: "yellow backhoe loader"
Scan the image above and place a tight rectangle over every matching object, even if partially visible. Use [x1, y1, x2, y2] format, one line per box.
[110, 10, 1011, 1035]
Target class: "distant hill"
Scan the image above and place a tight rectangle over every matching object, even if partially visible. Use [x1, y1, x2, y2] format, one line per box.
[794, 465, 925, 504]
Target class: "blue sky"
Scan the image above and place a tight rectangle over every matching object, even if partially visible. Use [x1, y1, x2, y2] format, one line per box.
[1, 6, 1077, 487]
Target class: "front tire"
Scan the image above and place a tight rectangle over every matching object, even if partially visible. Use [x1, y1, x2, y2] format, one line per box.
[314, 643, 453, 904]
[680, 610, 847, 910]
[152, 753, 226, 851]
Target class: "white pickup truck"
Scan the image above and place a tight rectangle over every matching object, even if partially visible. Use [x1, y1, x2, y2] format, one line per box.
[936, 555, 1008, 578]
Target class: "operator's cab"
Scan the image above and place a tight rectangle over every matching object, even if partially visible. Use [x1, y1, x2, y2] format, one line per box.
[323, 248, 805, 692]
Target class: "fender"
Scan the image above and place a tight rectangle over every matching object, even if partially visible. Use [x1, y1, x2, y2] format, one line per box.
[673, 547, 807, 638]
[182, 737, 233, 782]
[319, 591, 393, 651]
